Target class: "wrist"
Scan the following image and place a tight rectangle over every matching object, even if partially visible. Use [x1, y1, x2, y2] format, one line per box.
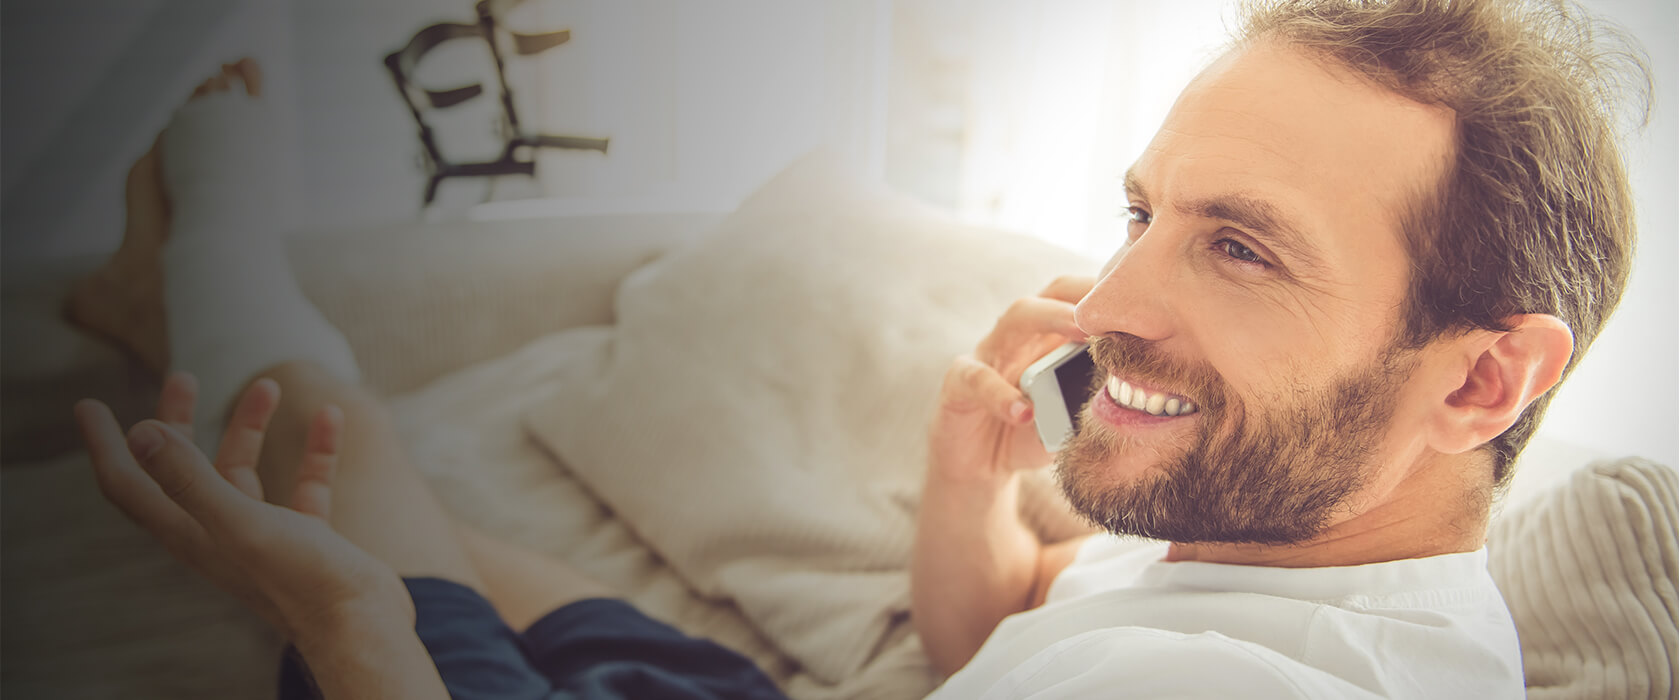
[291, 598, 449, 700]
[928, 457, 1023, 494]
[292, 588, 416, 659]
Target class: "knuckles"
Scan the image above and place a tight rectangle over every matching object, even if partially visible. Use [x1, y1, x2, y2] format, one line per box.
[1039, 274, 1097, 302]
[943, 356, 981, 387]
[1040, 275, 1075, 294]
[954, 356, 987, 385]
[941, 355, 997, 402]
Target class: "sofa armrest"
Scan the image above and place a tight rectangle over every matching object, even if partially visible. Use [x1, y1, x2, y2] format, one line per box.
[292, 213, 716, 395]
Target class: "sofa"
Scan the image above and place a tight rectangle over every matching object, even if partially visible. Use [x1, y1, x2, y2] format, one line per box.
[2, 155, 1674, 699]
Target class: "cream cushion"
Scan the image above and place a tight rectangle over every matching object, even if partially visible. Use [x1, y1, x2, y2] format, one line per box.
[523, 151, 1097, 696]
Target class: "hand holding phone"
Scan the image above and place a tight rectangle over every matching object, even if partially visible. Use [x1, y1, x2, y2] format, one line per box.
[927, 277, 1095, 482]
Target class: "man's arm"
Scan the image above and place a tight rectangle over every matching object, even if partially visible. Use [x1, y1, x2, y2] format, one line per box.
[911, 277, 1095, 676]
[913, 461, 1089, 675]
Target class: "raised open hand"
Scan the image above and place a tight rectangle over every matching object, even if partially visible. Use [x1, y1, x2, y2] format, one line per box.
[73, 373, 413, 647]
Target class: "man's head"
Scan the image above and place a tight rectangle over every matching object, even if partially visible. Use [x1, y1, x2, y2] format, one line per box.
[1057, 0, 1647, 545]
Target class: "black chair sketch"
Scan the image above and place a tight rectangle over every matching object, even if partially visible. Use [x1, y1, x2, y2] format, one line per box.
[385, 0, 609, 206]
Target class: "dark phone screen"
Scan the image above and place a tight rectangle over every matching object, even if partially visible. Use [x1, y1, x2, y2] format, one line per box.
[1053, 347, 1096, 432]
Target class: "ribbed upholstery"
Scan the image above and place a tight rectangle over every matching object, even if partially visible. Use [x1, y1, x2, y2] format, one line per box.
[1487, 458, 1678, 699]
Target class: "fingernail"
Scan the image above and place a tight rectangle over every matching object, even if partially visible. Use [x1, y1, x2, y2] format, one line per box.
[128, 425, 164, 460]
[1010, 400, 1032, 422]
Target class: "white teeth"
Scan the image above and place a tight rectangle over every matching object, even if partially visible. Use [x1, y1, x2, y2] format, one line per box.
[1106, 375, 1196, 417]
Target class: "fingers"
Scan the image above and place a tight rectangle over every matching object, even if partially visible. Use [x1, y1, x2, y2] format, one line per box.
[977, 296, 1086, 366]
[155, 371, 198, 438]
[943, 355, 1034, 425]
[74, 400, 211, 554]
[1038, 275, 1097, 304]
[213, 379, 281, 500]
[125, 419, 262, 534]
[290, 406, 343, 520]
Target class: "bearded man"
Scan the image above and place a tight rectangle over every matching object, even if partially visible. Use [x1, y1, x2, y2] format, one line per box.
[70, 0, 1646, 697]
[912, 0, 1648, 696]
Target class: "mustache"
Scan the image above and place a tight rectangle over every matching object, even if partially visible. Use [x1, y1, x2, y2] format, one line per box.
[1086, 334, 1230, 414]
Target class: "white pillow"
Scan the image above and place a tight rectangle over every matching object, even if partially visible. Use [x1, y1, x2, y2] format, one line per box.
[523, 151, 1096, 691]
[1487, 457, 1678, 699]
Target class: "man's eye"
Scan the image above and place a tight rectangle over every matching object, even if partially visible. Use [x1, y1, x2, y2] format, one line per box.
[1217, 238, 1267, 266]
[1123, 206, 1152, 239]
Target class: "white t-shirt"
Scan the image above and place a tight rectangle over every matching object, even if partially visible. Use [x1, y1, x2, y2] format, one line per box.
[928, 535, 1524, 699]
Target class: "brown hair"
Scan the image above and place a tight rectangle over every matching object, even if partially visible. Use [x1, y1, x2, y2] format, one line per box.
[1233, 0, 1651, 485]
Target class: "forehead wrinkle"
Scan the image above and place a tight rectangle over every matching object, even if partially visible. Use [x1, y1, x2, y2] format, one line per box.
[1165, 97, 1316, 172]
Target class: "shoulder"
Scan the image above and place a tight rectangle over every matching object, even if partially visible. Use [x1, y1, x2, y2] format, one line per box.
[985, 627, 1377, 700]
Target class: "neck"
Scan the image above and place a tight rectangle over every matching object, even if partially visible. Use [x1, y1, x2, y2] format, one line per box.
[1164, 452, 1493, 568]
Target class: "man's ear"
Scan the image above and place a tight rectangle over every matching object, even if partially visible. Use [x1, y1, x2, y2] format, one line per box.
[1430, 314, 1574, 455]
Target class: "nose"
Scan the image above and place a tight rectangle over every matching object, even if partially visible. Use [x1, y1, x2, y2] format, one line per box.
[1074, 230, 1180, 342]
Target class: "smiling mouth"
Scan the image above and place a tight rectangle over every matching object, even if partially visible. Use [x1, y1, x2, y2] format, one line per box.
[1104, 375, 1199, 417]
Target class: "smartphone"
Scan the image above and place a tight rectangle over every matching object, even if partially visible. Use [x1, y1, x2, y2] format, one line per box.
[1018, 342, 1095, 451]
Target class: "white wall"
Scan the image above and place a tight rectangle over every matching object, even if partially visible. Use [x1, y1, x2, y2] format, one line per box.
[3, 0, 259, 263]
[1, 0, 454, 262]
[1541, 0, 1678, 467]
[1, 0, 889, 257]
[501, 0, 890, 215]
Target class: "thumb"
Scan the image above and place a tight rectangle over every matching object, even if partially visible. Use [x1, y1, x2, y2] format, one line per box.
[129, 420, 258, 533]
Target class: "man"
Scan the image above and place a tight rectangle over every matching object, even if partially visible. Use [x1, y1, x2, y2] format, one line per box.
[69, 1, 1644, 699]
[913, 0, 1645, 697]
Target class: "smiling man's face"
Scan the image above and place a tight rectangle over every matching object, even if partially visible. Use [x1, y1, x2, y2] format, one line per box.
[1057, 40, 1458, 544]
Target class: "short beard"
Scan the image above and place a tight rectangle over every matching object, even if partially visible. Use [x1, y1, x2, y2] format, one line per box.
[1054, 334, 1415, 545]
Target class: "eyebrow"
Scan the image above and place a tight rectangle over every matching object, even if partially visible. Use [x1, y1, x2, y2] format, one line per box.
[1123, 169, 1326, 272]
